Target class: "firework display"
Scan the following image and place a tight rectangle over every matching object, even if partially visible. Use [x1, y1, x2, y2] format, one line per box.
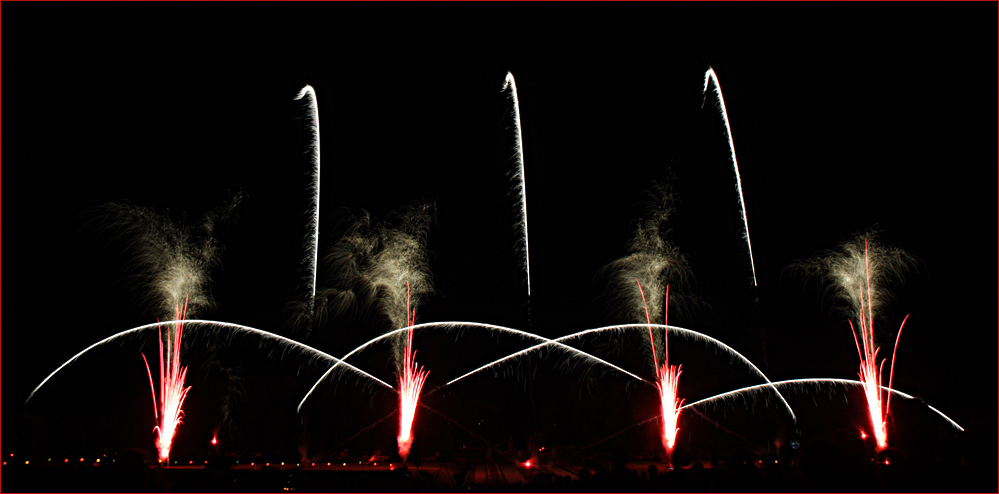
[702, 68, 756, 288]
[502, 72, 531, 302]
[795, 234, 917, 450]
[143, 298, 193, 464]
[26, 76, 962, 461]
[25, 77, 961, 469]
[9, 12, 990, 492]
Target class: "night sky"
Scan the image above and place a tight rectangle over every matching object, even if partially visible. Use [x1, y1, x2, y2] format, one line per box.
[3, 2, 995, 482]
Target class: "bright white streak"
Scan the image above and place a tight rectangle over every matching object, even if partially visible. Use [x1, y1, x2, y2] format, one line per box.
[680, 378, 964, 432]
[503, 72, 530, 298]
[448, 323, 795, 421]
[298, 321, 649, 412]
[27, 319, 393, 404]
[924, 404, 964, 432]
[294, 86, 321, 321]
[702, 67, 757, 288]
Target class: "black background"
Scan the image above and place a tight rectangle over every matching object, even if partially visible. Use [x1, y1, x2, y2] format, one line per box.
[3, 2, 995, 487]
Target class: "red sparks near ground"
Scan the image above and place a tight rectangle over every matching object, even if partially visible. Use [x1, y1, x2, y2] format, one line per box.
[849, 239, 908, 451]
[637, 281, 684, 456]
[397, 283, 429, 463]
[657, 361, 683, 452]
[142, 296, 192, 464]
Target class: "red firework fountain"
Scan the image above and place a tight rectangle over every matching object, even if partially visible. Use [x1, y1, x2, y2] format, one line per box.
[637, 281, 683, 458]
[141, 296, 193, 464]
[397, 283, 429, 463]
[656, 362, 683, 453]
[848, 239, 908, 451]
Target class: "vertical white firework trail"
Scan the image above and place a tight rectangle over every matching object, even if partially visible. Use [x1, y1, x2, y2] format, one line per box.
[295, 85, 321, 323]
[503, 72, 531, 298]
[702, 67, 757, 288]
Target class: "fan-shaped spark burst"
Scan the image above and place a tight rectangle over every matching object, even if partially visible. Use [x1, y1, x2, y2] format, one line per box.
[796, 233, 916, 450]
[503, 72, 531, 299]
[656, 363, 683, 451]
[98, 195, 240, 322]
[604, 180, 692, 345]
[397, 284, 428, 462]
[312, 204, 434, 369]
[143, 297, 193, 464]
[294, 85, 321, 333]
[639, 281, 683, 454]
[795, 231, 915, 326]
[849, 239, 909, 450]
[702, 67, 757, 287]
[97, 197, 240, 448]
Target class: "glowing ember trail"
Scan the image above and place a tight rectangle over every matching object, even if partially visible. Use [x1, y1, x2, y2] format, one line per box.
[294, 85, 321, 333]
[638, 281, 683, 456]
[702, 67, 757, 288]
[850, 238, 908, 451]
[397, 283, 429, 462]
[143, 297, 193, 464]
[503, 71, 531, 299]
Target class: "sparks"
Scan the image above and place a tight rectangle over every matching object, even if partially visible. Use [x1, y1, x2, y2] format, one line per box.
[702, 67, 757, 288]
[443, 323, 794, 421]
[849, 238, 908, 451]
[299, 321, 650, 411]
[678, 378, 962, 432]
[657, 361, 683, 452]
[294, 85, 321, 333]
[503, 72, 531, 299]
[397, 283, 429, 462]
[143, 296, 193, 464]
[28, 319, 395, 405]
[794, 232, 918, 448]
[639, 281, 684, 454]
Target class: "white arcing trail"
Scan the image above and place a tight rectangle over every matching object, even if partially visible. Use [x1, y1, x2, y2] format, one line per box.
[703, 67, 757, 288]
[680, 378, 964, 432]
[448, 323, 795, 421]
[298, 321, 651, 412]
[27, 319, 394, 404]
